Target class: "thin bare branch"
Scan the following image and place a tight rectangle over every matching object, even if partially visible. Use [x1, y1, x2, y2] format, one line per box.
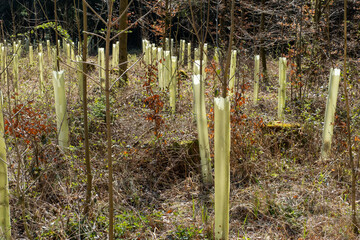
[83, 0, 107, 25]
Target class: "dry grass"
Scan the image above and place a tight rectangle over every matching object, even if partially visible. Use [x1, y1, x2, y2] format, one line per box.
[2, 46, 360, 239]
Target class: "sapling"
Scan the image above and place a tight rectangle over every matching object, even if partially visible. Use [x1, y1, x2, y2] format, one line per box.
[192, 75, 212, 184]
[321, 68, 340, 159]
[278, 57, 287, 121]
[12, 42, 17, 54]
[58, 40, 61, 53]
[194, 48, 199, 61]
[253, 55, 260, 104]
[143, 40, 149, 64]
[24, 39, 29, 52]
[157, 47, 163, 89]
[170, 56, 177, 114]
[0, 90, 11, 240]
[39, 43, 43, 54]
[151, 46, 157, 65]
[66, 43, 71, 66]
[192, 60, 205, 123]
[13, 54, 19, 94]
[187, 42, 191, 69]
[76, 55, 83, 101]
[17, 44, 22, 58]
[98, 48, 105, 89]
[165, 38, 169, 51]
[115, 41, 119, 67]
[112, 43, 116, 67]
[39, 52, 44, 93]
[214, 96, 230, 240]
[146, 44, 151, 65]
[213, 0, 235, 238]
[112, 42, 119, 68]
[142, 39, 146, 54]
[1, 47, 6, 83]
[170, 38, 174, 54]
[229, 50, 237, 96]
[193, 59, 205, 87]
[193, 60, 201, 75]
[47, 40, 51, 57]
[180, 39, 185, 65]
[202, 44, 208, 82]
[52, 48, 58, 71]
[29, 45, 33, 65]
[52, 70, 69, 148]
[71, 45, 75, 67]
[163, 50, 170, 88]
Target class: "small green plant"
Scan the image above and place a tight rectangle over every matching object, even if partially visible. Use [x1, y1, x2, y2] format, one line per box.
[172, 224, 204, 240]
[114, 210, 163, 238]
[89, 95, 115, 121]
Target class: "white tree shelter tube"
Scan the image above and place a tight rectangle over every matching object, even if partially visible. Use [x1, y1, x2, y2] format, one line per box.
[98, 48, 105, 90]
[52, 71, 70, 149]
[321, 68, 340, 159]
[192, 75, 212, 184]
[29, 45, 33, 65]
[228, 50, 237, 96]
[170, 56, 177, 114]
[187, 42, 191, 69]
[76, 55, 83, 102]
[163, 50, 170, 89]
[0, 90, 11, 240]
[157, 48, 163, 90]
[39, 52, 44, 93]
[278, 57, 287, 121]
[47, 40, 51, 57]
[180, 39, 185, 66]
[13, 54, 19, 95]
[214, 96, 230, 240]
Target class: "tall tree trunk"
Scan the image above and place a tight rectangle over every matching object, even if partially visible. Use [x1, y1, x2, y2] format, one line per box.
[118, 0, 128, 85]
[259, 0, 268, 84]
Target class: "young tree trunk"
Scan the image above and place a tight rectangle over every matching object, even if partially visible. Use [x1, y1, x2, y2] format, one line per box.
[214, 0, 234, 238]
[105, 2, 114, 239]
[118, 0, 128, 85]
[82, 0, 92, 217]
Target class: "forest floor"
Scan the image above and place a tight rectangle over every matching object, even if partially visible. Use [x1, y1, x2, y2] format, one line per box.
[5, 49, 360, 239]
